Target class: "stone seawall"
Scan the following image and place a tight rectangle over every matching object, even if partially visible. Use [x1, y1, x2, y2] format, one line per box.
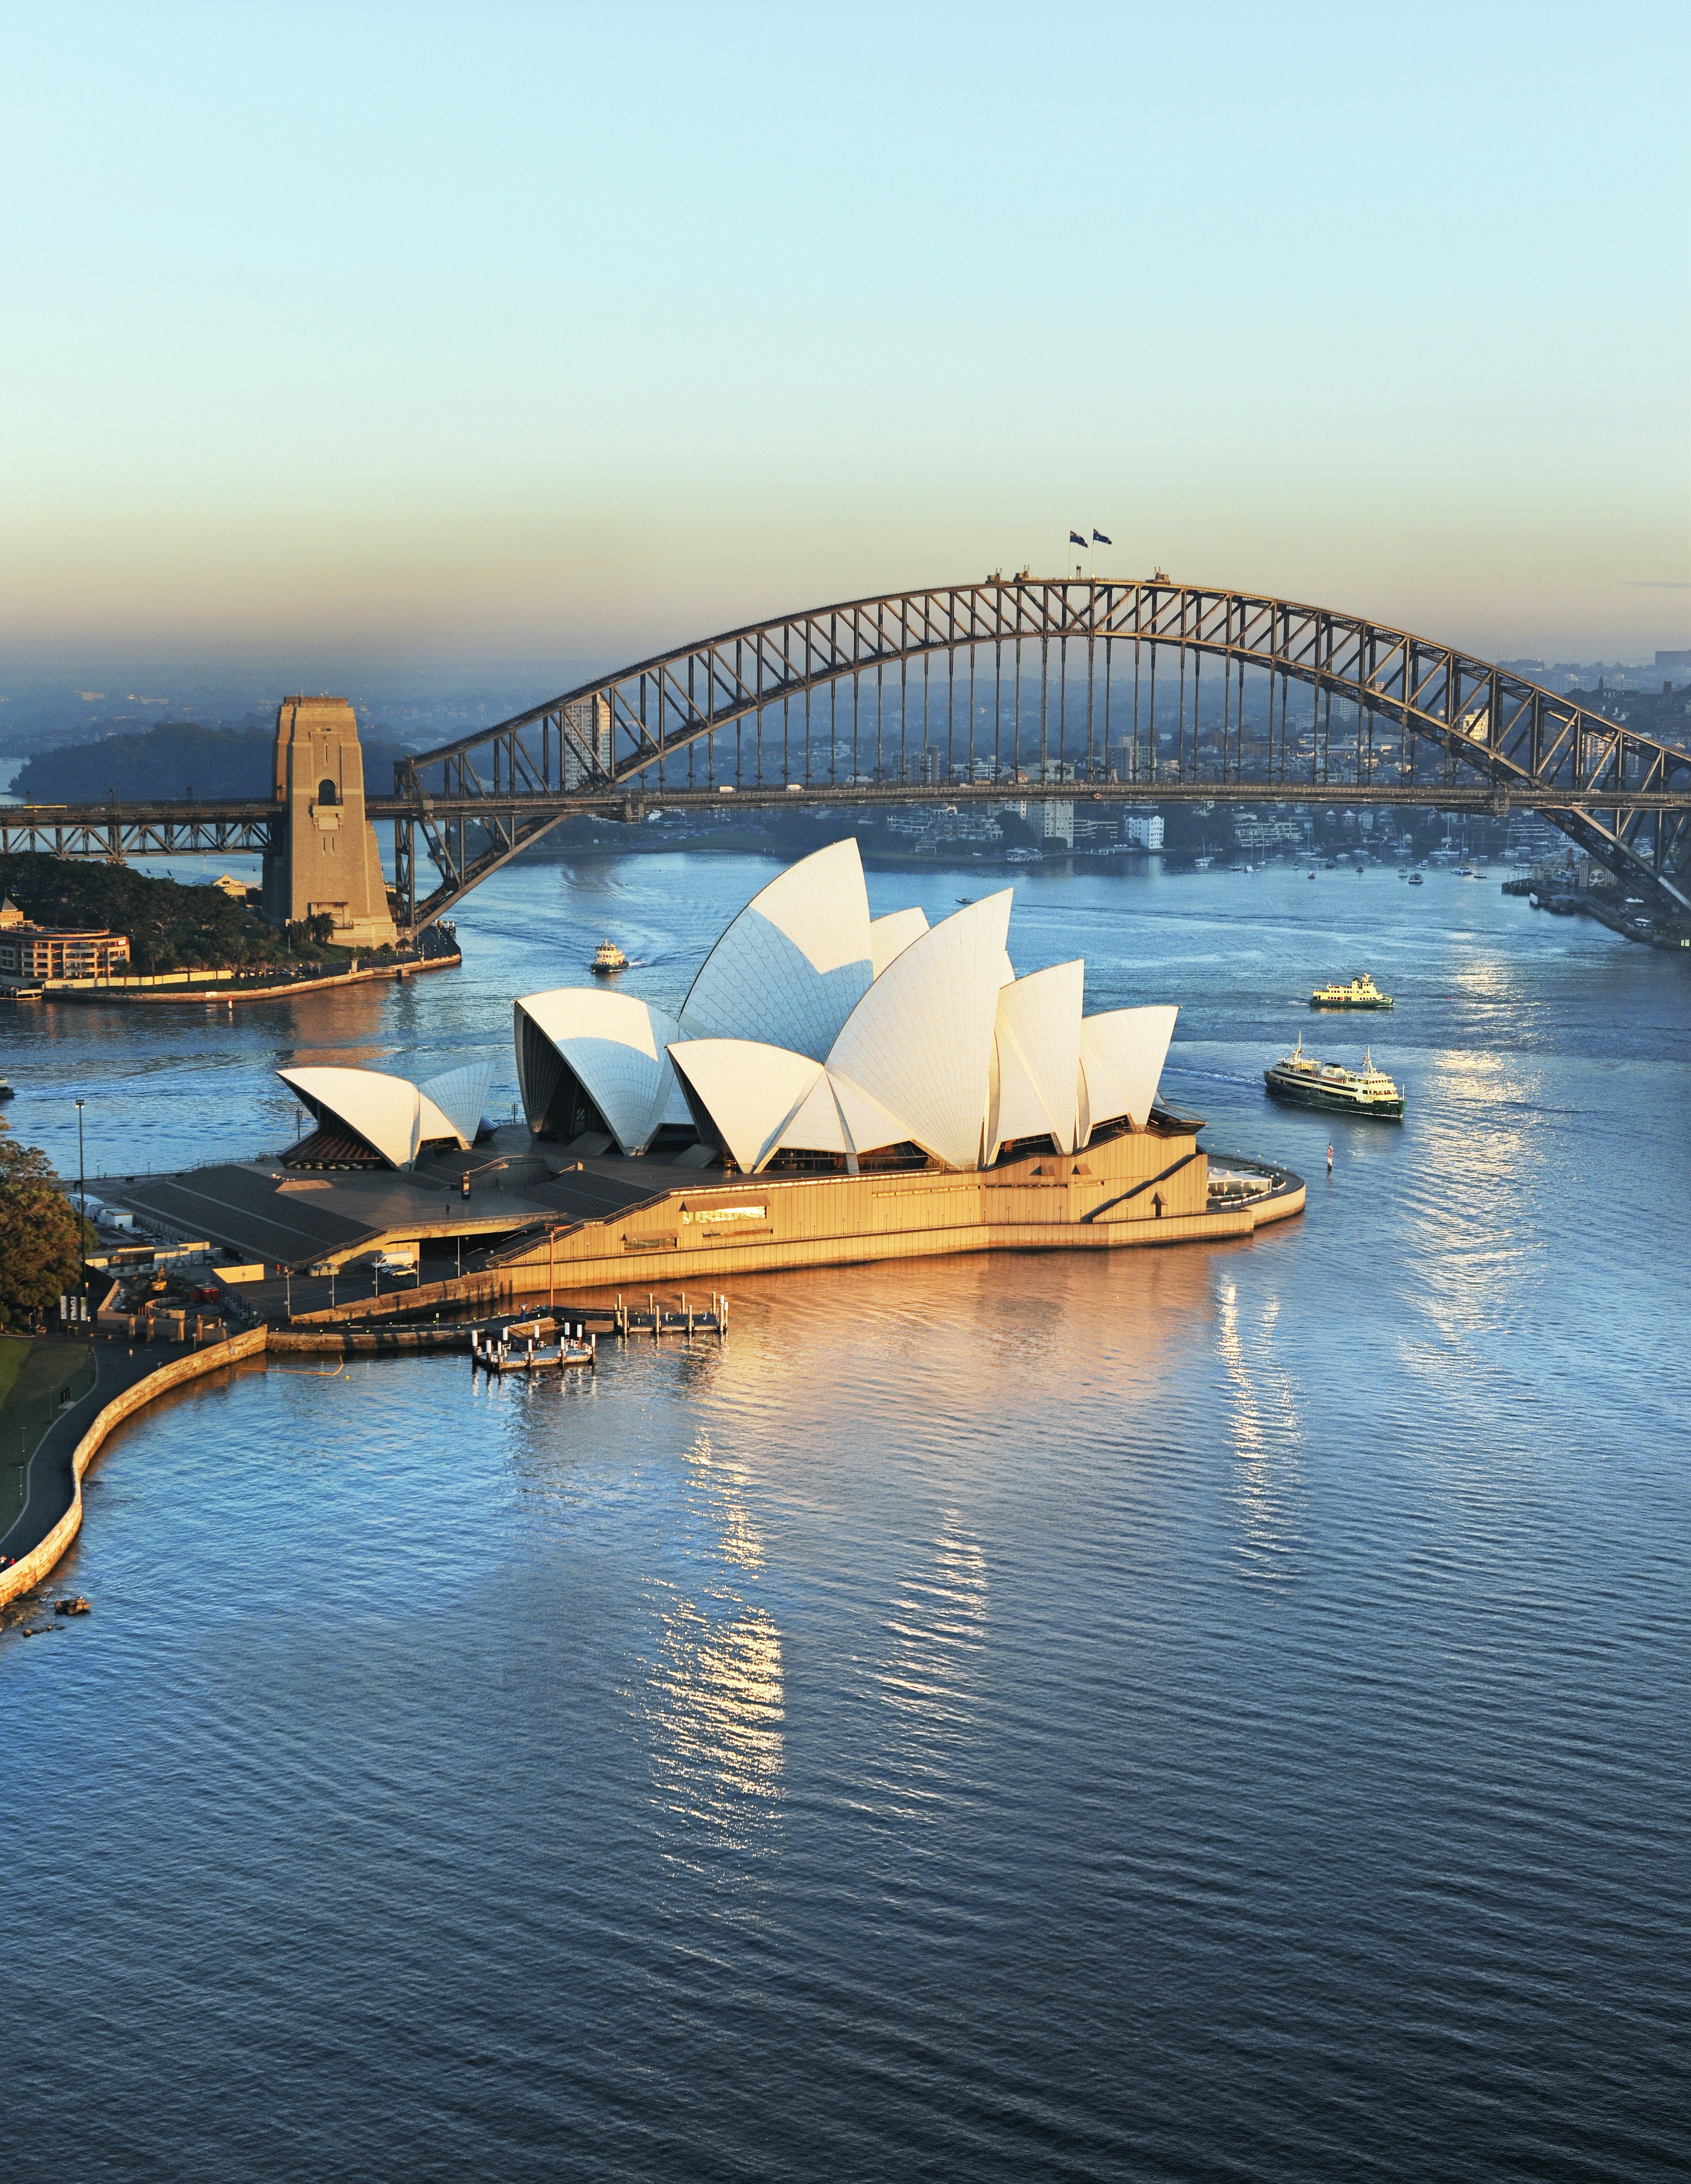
[0, 1329, 268, 1609]
[269, 1327, 471, 1355]
[40, 951, 459, 1006]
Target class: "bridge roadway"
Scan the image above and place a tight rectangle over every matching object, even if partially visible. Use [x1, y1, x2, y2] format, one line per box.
[1, 773, 1686, 860]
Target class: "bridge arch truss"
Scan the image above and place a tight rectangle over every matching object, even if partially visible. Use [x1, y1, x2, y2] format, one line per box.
[397, 579, 1691, 927]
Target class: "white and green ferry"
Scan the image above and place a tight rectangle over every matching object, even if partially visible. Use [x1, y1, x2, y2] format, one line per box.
[1264, 1039, 1404, 1120]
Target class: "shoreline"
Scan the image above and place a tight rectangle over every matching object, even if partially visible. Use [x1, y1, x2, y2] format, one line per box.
[8, 949, 460, 1006]
[0, 1330, 267, 1608]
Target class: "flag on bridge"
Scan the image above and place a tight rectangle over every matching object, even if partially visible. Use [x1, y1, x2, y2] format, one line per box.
[1069, 531, 1087, 548]
[1093, 529, 1112, 546]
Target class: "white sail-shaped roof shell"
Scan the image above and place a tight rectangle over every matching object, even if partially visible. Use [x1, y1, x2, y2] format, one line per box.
[772, 1068, 850, 1157]
[679, 837, 873, 1061]
[824, 1070, 915, 1161]
[869, 906, 929, 978]
[990, 960, 1084, 1157]
[825, 892, 1013, 1171]
[278, 1066, 427, 1169]
[1078, 1005, 1178, 1136]
[417, 1061, 494, 1149]
[667, 1040, 909, 1172]
[667, 1039, 823, 1173]
[515, 988, 681, 1155]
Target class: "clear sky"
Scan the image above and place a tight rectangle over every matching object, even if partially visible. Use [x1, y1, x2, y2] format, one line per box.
[2, 0, 1687, 685]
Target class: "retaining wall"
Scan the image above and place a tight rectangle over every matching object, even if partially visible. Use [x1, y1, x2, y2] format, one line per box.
[0, 1328, 268, 1609]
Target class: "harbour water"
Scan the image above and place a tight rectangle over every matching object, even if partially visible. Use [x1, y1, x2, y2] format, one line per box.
[6, 852, 1690, 2180]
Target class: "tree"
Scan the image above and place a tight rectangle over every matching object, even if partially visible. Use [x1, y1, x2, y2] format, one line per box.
[0, 1118, 87, 1326]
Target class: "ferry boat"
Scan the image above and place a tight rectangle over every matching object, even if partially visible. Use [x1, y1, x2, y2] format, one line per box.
[591, 939, 629, 974]
[1309, 972, 1393, 1011]
[1264, 1039, 1405, 1120]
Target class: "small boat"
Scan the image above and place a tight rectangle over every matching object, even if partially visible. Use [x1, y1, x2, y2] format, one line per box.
[956, 896, 975, 905]
[1407, 872, 1424, 886]
[591, 939, 629, 974]
[0, 1076, 13, 1101]
[1264, 1038, 1405, 1120]
[1310, 972, 1393, 1011]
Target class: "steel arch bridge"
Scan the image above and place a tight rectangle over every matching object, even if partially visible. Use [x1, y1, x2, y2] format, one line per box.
[392, 576, 1691, 927]
[1, 577, 1686, 930]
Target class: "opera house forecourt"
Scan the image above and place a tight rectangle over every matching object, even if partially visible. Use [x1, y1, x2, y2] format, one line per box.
[248, 840, 1301, 1319]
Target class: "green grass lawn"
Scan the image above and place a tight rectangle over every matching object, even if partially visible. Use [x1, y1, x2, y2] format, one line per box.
[0, 1336, 96, 1537]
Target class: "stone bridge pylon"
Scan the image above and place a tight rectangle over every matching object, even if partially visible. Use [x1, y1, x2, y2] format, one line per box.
[260, 696, 398, 950]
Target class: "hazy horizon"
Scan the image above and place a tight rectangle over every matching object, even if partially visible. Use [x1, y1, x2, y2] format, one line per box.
[2, 0, 1687, 679]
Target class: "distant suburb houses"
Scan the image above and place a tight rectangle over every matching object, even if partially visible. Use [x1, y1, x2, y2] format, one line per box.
[0, 897, 131, 983]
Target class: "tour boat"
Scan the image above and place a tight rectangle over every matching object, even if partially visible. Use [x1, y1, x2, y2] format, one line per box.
[1309, 972, 1393, 1011]
[1264, 1039, 1405, 1120]
[591, 939, 629, 974]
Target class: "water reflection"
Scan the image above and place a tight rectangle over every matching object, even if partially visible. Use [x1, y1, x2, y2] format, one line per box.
[869, 1521, 989, 1818]
[643, 1434, 784, 1865]
[1215, 1274, 1307, 1584]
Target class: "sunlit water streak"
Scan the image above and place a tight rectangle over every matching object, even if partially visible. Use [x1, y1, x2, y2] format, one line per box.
[4, 852, 1689, 2180]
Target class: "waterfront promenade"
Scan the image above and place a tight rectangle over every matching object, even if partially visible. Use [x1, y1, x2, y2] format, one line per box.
[0, 1333, 263, 1608]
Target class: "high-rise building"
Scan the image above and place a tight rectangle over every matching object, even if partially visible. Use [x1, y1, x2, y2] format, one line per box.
[561, 695, 614, 787]
[1008, 798, 1074, 846]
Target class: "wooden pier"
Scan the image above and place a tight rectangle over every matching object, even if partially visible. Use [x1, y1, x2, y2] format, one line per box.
[471, 1326, 595, 1375]
[468, 1290, 728, 1371]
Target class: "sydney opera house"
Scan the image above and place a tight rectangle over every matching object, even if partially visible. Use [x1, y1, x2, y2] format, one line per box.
[221, 841, 1298, 1306]
[514, 839, 1174, 1178]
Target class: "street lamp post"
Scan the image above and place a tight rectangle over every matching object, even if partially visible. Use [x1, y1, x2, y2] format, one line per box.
[74, 1098, 86, 1225]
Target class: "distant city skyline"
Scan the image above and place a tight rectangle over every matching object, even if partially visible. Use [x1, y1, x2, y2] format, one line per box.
[2, 0, 1686, 680]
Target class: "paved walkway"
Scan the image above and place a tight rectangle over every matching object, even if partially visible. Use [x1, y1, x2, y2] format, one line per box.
[0, 1340, 198, 1569]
